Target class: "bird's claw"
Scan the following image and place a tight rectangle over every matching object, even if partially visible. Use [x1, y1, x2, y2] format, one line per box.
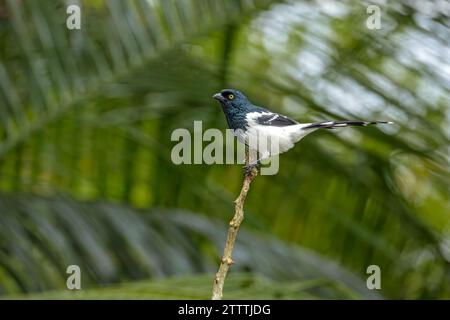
[243, 161, 260, 176]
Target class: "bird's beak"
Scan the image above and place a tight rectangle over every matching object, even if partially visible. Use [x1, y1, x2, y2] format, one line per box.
[213, 93, 225, 103]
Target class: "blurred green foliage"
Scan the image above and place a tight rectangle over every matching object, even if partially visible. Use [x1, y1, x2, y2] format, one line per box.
[0, 0, 449, 299]
[7, 273, 374, 300]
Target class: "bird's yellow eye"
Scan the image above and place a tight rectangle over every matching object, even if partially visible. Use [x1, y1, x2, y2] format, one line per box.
[228, 94, 235, 100]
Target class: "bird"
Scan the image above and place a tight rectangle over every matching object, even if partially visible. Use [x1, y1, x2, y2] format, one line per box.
[213, 89, 393, 173]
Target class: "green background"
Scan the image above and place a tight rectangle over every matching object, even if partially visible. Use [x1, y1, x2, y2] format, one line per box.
[0, 0, 449, 299]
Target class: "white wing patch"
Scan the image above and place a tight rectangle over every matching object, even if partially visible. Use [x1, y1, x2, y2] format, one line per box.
[231, 112, 316, 160]
[266, 114, 279, 122]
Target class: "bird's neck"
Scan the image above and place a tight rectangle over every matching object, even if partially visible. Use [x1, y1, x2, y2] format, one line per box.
[221, 104, 259, 131]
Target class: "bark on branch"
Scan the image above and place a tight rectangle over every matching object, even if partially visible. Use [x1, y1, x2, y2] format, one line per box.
[211, 154, 258, 300]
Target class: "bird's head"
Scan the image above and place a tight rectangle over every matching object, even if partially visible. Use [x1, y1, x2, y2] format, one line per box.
[213, 89, 249, 109]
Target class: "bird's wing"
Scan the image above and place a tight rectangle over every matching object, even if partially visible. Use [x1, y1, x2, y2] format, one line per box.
[302, 120, 393, 130]
[243, 112, 305, 156]
[250, 112, 299, 127]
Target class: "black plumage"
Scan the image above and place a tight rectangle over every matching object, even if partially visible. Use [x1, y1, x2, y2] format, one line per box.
[302, 120, 391, 130]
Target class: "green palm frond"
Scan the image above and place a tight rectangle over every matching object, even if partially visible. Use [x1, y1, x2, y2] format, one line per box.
[0, 0, 275, 158]
[0, 193, 379, 299]
[7, 273, 369, 300]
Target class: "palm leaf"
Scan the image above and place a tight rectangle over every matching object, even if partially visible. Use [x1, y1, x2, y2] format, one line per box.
[7, 273, 369, 300]
[0, 193, 379, 299]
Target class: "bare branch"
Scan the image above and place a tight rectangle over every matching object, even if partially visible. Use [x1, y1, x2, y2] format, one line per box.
[211, 153, 258, 300]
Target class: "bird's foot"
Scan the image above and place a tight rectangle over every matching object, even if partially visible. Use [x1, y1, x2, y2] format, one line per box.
[243, 161, 260, 176]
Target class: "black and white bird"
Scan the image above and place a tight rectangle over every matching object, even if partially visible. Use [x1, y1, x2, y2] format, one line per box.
[213, 89, 393, 172]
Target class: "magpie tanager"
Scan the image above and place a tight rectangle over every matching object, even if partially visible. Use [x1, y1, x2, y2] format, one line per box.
[213, 89, 393, 172]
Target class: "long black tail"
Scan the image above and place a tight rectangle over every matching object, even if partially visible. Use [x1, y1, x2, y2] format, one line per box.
[303, 120, 393, 130]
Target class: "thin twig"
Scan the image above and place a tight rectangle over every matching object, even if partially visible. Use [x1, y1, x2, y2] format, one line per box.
[211, 153, 258, 300]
